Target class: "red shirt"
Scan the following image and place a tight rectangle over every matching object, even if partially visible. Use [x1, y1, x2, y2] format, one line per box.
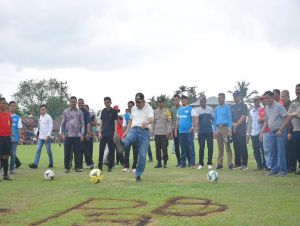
[117, 116, 123, 139]
[0, 112, 12, 136]
[258, 108, 270, 133]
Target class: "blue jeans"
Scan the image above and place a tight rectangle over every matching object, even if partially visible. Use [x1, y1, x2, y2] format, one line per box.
[124, 127, 150, 177]
[33, 139, 54, 166]
[263, 133, 272, 169]
[10, 142, 18, 172]
[270, 129, 287, 174]
[179, 133, 195, 166]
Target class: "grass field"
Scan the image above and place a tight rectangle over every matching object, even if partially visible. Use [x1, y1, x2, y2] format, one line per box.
[0, 141, 299, 226]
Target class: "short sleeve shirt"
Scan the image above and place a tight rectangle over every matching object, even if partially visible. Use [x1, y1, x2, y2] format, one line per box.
[130, 103, 154, 128]
[0, 112, 12, 136]
[266, 102, 288, 132]
[231, 102, 248, 134]
[193, 106, 214, 133]
[100, 108, 118, 136]
[288, 99, 300, 132]
[177, 106, 193, 134]
[81, 109, 91, 135]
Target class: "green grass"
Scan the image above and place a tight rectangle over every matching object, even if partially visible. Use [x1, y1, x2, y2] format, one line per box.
[0, 141, 299, 226]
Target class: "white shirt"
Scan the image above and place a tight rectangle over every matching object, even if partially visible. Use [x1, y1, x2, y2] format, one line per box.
[39, 113, 53, 139]
[130, 103, 154, 127]
[248, 107, 262, 136]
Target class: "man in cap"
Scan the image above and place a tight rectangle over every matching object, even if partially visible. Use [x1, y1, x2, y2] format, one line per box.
[153, 97, 172, 168]
[247, 96, 266, 170]
[175, 95, 196, 168]
[123, 93, 154, 182]
[231, 91, 249, 170]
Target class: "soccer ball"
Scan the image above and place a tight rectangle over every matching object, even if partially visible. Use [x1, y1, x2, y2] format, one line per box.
[207, 170, 219, 182]
[44, 169, 55, 181]
[89, 169, 103, 184]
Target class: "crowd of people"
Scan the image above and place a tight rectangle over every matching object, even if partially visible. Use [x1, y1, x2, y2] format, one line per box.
[0, 84, 299, 182]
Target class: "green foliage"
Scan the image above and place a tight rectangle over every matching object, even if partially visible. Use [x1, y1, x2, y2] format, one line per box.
[149, 85, 205, 108]
[228, 80, 258, 101]
[13, 78, 69, 118]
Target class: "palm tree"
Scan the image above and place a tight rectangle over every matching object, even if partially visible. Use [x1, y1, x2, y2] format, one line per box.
[228, 80, 258, 102]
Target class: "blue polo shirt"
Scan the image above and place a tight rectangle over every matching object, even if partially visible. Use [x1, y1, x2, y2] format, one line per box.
[177, 106, 193, 134]
[213, 104, 232, 131]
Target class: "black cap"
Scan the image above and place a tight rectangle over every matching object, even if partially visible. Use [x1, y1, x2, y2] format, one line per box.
[233, 91, 241, 97]
[135, 93, 144, 101]
[181, 95, 188, 99]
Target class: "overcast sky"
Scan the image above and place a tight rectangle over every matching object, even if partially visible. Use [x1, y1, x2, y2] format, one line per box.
[0, 0, 300, 112]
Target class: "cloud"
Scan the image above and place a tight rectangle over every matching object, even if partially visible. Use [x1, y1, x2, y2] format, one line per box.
[0, 0, 299, 70]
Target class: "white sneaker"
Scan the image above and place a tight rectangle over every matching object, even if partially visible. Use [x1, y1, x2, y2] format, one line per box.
[208, 165, 213, 170]
[122, 168, 129, 172]
[132, 169, 136, 173]
[197, 165, 203, 170]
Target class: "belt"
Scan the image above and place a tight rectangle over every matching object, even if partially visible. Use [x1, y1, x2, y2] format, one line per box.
[132, 126, 149, 131]
[217, 124, 228, 128]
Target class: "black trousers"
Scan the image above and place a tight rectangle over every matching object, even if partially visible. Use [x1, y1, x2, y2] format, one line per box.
[80, 137, 94, 167]
[291, 131, 300, 171]
[99, 135, 115, 170]
[198, 132, 213, 165]
[173, 131, 181, 164]
[232, 133, 248, 166]
[251, 135, 265, 169]
[155, 135, 168, 162]
[148, 144, 153, 161]
[64, 137, 81, 170]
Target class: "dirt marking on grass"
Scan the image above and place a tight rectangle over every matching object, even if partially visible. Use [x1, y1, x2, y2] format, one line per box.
[152, 197, 228, 217]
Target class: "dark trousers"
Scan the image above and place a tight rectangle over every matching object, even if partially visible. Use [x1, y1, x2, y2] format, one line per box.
[173, 131, 181, 164]
[148, 144, 153, 161]
[291, 131, 300, 171]
[99, 135, 115, 170]
[286, 138, 295, 171]
[232, 133, 248, 166]
[88, 137, 94, 164]
[251, 135, 266, 169]
[114, 136, 125, 165]
[0, 136, 11, 176]
[80, 138, 94, 167]
[155, 135, 168, 162]
[198, 132, 213, 165]
[64, 137, 81, 170]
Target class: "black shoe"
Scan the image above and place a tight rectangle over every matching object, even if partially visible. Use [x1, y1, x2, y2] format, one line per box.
[15, 162, 22, 169]
[154, 162, 162, 168]
[163, 161, 168, 168]
[28, 163, 37, 169]
[3, 175, 13, 181]
[108, 168, 112, 172]
[136, 176, 141, 182]
[48, 164, 54, 168]
[216, 165, 223, 170]
[90, 165, 95, 170]
[65, 169, 70, 173]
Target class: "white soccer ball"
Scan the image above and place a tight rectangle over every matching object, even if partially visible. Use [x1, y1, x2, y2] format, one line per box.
[44, 169, 55, 181]
[89, 169, 103, 184]
[207, 170, 219, 182]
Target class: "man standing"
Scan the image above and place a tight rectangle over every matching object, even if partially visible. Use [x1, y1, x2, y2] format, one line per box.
[85, 104, 96, 167]
[8, 101, 23, 174]
[260, 91, 289, 176]
[153, 97, 172, 168]
[273, 89, 284, 105]
[122, 101, 139, 172]
[29, 105, 54, 169]
[247, 96, 265, 170]
[61, 96, 84, 173]
[113, 105, 125, 166]
[194, 96, 214, 170]
[123, 93, 154, 182]
[98, 97, 118, 172]
[175, 95, 196, 168]
[0, 98, 14, 181]
[213, 93, 234, 170]
[78, 99, 94, 170]
[231, 91, 248, 170]
[288, 84, 300, 175]
[171, 94, 181, 166]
